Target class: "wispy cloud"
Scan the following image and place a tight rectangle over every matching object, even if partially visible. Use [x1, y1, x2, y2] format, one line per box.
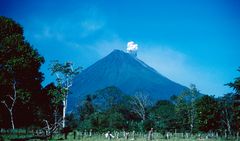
[29, 6, 106, 43]
[79, 7, 106, 38]
[80, 20, 105, 37]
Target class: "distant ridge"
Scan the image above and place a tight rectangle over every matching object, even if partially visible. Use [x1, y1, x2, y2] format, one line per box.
[68, 49, 187, 111]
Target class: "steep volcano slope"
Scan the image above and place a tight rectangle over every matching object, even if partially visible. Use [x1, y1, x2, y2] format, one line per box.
[68, 50, 187, 111]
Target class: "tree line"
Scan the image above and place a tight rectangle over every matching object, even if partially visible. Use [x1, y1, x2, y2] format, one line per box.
[0, 16, 240, 138]
[75, 83, 240, 136]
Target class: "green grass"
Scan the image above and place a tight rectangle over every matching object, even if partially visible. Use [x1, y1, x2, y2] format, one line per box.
[50, 135, 231, 141]
[0, 131, 236, 141]
[49, 132, 233, 141]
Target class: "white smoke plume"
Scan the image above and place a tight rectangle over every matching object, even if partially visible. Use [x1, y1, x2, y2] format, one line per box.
[127, 41, 138, 56]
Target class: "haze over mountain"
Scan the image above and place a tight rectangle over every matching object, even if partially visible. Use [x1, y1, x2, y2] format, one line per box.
[68, 49, 187, 111]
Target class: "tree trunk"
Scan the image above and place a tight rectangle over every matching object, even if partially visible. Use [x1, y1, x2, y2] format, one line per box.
[227, 119, 231, 136]
[143, 114, 145, 121]
[1, 80, 16, 130]
[62, 99, 66, 128]
[225, 108, 231, 136]
[62, 95, 68, 128]
[190, 111, 194, 135]
[9, 110, 14, 130]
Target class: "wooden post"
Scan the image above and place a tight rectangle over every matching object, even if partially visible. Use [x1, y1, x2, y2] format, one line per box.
[198, 133, 201, 139]
[132, 130, 135, 140]
[123, 130, 126, 138]
[224, 129, 227, 139]
[72, 131, 75, 139]
[105, 131, 114, 140]
[84, 129, 87, 136]
[186, 133, 189, 139]
[89, 129, 92, 137]
[107, 131, 111, 140]
[125, 132, 129, 140]
[116, 131, 119, 139]
[166, 132, 170, 140]
[148, 128, 153, 140]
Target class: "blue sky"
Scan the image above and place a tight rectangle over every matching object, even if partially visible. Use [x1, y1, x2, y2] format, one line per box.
[1, 0, 239, 96]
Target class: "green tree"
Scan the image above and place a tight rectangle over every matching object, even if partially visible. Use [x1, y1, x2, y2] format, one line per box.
[94, 86, 127, 112]
[78, 86, 130, 132]
[0, 16, 44, 129]
[65, 113, 78, 130]
[226, 67, 240, 94]
[149, 100, 176, 132]
[219, 93, 234, 135]
[49, 60, 80, 127]
[195, 95, 220, 132]
[78, 95, 95, 121]
[38, 83, 63, 126]
[226, 67, 240, 133]
[175, 84, 200, 133]
[232, 94, 240, 133]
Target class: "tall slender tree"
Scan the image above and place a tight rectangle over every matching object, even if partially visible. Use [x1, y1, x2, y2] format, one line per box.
[49, 60, 80, 127]
[1, 78, 17, 129]
[130, 91, 151, 121]
[226, 67, 240, 133]
[219, 94, 234, 135]
[176, 84, 199, 133]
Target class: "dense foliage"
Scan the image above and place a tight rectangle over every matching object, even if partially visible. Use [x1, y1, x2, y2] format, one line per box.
[0, 16, 44, 129]
[74, 81, 240, 136]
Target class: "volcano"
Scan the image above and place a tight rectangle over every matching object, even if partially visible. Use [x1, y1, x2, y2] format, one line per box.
[68, 49, 187, 111]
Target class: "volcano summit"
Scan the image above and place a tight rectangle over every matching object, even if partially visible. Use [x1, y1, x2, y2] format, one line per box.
[68, 49, 187, 111]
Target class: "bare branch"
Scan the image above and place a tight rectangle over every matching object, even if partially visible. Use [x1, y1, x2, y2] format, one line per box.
[6, 95, 14, 101]
[130, 91, 151, 120]
[1, 100, 10, 111]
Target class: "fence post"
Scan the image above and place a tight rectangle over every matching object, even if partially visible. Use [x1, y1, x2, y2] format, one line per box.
[84, 129, 87, 136]
[224, 129, 227, 139]
[148, 128, 153, 140]
[116, 131, 119, 139]
[132, 130, 135, 140]
[89, 129, 92, 137]
[166, 132, 169, 139]
[125, 132, 129, 140]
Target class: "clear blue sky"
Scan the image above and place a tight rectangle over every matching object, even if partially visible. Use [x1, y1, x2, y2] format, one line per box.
[1, 0, 239, 96]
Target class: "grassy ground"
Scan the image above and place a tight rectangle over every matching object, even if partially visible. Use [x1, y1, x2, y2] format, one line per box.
[50, 135, 232, 141]
[0, 131, 236, 141]
[49, 132, 233, 141]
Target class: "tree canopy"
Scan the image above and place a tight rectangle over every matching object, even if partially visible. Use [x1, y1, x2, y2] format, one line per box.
[0, 16, 44, 128]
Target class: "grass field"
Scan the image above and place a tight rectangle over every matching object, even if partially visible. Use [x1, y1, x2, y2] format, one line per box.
[0, 130, 237, 141]
[50, 135, 231, 141]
